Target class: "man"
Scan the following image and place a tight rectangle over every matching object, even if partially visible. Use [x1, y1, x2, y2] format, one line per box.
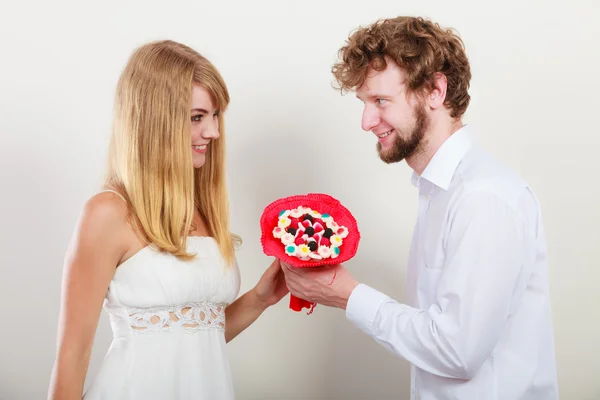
[281, 16, 558, 400]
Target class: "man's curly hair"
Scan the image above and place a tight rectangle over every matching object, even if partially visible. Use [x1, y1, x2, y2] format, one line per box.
[332, 16, 471, 118]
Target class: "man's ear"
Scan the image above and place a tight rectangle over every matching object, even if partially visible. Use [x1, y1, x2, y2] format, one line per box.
[428, 72, 448, 109]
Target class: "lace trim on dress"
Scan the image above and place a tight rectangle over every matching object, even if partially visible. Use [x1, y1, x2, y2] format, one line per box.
[128, 302, 226, 333]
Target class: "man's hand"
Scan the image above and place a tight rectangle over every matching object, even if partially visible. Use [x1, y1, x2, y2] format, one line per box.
[281, 261, 359, 310]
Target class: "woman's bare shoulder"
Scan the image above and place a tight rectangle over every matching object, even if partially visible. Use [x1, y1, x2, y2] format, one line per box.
[72, 192, 139, 260]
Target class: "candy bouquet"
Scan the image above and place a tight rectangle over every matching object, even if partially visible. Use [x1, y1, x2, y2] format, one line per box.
[260, 193, 360, 314]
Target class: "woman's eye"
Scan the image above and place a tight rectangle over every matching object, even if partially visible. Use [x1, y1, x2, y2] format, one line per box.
[376, 99, 388, 105]
[192, 114, 203, 122]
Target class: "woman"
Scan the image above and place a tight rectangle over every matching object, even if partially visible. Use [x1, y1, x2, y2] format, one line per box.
[48, 40, 288, 399]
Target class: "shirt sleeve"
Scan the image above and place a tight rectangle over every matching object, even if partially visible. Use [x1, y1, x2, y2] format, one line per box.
[345, 191, 533, 379]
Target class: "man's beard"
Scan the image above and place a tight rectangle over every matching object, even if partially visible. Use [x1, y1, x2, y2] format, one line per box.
[377, 103, 428, 164]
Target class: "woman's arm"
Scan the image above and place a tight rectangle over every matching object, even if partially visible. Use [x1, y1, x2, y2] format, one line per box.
[224, 259, 288, 342]
[47, 194, 129, 400]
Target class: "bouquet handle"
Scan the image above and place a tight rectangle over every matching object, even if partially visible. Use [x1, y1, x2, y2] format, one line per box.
[289, 294, 316, 314]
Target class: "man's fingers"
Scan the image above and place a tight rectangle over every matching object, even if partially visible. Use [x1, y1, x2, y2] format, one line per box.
[281, 261, 306, 277]
[285, 278, 302, 296]
[281, 261, 297, 272]
[282, 270, 310, 296]
[283, 270, 303, 287]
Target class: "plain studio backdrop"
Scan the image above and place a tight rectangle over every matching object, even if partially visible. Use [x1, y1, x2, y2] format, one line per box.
[0, 0, 599, 399]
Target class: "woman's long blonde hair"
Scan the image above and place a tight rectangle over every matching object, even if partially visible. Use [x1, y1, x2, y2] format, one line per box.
[105, 40, 238, 264]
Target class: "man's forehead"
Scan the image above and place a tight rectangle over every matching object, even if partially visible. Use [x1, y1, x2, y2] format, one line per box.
[356, 65, 404, 97]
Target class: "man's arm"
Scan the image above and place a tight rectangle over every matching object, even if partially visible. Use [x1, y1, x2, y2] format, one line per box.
[284, 191, 532, 379]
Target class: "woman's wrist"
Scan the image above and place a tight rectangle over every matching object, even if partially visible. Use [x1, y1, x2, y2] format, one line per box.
[248, 287, 270, 312]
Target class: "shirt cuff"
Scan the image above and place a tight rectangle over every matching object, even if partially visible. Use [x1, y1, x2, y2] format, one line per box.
[345, 283, 391, 335]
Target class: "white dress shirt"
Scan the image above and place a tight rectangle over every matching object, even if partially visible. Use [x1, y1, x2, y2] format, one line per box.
[346, 126, 559, 400]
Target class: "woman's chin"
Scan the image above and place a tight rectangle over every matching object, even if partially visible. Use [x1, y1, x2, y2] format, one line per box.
[192, 154, 206, 169]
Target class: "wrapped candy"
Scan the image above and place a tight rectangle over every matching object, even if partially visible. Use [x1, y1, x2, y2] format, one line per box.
[260, 193, 360, 314]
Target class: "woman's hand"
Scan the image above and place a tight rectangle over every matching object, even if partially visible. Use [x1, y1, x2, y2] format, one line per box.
[224, 259, 290, 342]
[252, 258, 289, 309]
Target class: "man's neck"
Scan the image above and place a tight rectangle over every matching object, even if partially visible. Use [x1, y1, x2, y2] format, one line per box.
[407, 118, 464, 176]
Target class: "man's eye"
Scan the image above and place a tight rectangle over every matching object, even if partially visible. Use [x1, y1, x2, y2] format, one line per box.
[376, 99, 388, 105]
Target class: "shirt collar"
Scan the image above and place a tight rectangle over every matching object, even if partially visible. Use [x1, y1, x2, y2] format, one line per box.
[411, 125, 475, 191]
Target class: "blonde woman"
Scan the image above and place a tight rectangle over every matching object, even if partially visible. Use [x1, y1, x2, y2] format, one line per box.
[48, 40, 288, 399]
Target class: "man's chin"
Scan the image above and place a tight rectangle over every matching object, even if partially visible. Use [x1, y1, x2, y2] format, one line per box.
[378, 152, 405, 164]
[377, 144, 405, 164]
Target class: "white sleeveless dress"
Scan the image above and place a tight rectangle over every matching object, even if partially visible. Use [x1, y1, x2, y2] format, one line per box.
[82, 229, 241, 399]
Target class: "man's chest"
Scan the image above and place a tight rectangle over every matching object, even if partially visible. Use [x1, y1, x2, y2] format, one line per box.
[407, 190, 453, 307]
